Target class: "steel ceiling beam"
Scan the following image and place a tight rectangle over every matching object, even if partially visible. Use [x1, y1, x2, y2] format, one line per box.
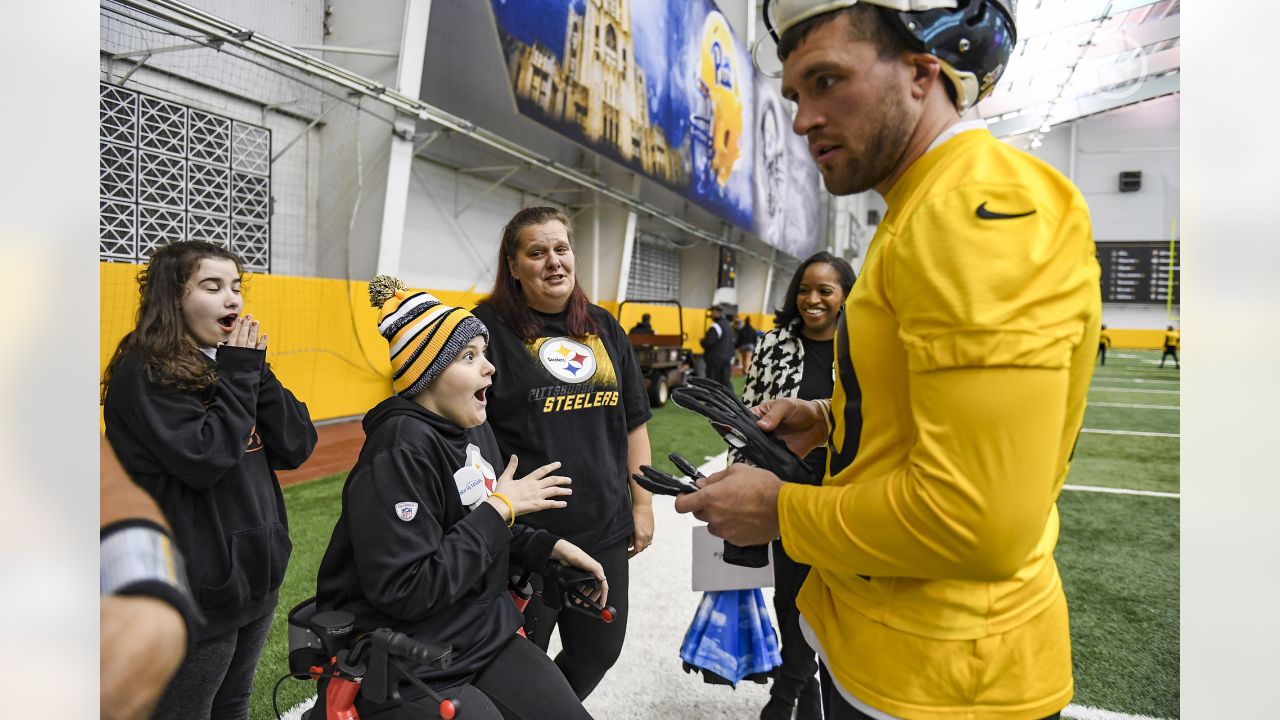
[987, 73, 1179, 138]
[982, 46, 1179, 120]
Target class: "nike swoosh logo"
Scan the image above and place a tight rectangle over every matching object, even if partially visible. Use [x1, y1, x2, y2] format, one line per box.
[976, 202, 1036, 220]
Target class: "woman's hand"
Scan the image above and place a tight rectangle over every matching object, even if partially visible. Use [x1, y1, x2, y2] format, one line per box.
[628, 504, 654, 558]
[224, 313, 268, 351]
[550, 539, 609, 607]
[486, 455, 572, 522]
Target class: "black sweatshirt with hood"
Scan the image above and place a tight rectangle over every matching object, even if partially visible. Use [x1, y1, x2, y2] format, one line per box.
[315, 396, 560, 684]
[104, 347, 317, 640]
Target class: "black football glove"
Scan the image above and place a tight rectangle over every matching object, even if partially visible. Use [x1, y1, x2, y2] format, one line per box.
[671, 377, 816, 484]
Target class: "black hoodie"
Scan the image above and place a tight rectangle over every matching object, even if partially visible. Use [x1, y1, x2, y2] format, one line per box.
[316, 396, 559, 684]
[104, 347, 316, 640]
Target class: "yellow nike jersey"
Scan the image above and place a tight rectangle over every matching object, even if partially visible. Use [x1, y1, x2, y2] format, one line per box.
[778, 128, 1101, 718]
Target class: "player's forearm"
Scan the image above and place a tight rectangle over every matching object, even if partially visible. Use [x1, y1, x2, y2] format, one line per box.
[779, 367, 1067, 580]
[101, 436, 167, 530]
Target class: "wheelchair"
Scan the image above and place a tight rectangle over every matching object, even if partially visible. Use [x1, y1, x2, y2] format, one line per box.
[284, 597, 459, 720]
[277, 562, 615, 720]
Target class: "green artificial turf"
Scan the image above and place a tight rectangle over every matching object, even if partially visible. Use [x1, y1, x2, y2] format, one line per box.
[250, 473, 344, 720]
[1068, 431, 1181, 495]
[1056, 491, 1180, 718]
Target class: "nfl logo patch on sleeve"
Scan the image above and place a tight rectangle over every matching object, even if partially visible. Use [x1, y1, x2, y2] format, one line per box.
[395, 501, 419, 521]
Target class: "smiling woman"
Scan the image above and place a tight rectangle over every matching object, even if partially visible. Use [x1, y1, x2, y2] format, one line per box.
[472, 206, 655, 699]
[735, 250, 854, 720]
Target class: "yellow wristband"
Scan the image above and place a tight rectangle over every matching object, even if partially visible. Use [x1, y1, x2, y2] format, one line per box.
[490, 492, 516, 527]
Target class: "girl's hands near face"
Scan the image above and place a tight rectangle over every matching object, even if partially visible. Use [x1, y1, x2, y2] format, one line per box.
[224, 314, 267, 351]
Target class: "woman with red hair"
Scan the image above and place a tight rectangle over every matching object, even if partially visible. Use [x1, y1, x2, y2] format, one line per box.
[472, 206, 654, 699]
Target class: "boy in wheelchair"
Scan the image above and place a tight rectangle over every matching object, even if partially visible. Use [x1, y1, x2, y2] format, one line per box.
[312, 280, 604, 719]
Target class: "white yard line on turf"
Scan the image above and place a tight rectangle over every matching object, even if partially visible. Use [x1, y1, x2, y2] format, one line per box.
[1063, 703, 1169, 720]
[1063, 484, 1179, 499]
[281, 697, 314, 720]
[1091, 387, 1179, 395]
[1089, 376, 1180, 384]
[1089, 402, 1179, 410]
[1081, 428, 1179, 438]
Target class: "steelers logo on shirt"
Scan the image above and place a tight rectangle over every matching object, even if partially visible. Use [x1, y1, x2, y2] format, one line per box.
[538, 337, 596, 384]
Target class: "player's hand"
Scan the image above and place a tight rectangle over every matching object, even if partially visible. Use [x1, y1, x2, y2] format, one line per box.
[674, 463, 783, 546]
[488, 456, 572, 520]
[224, 313, 267, 351]
[753, 397, 827, 457]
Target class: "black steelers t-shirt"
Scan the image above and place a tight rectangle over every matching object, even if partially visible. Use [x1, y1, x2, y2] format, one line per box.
[471, 302, 652, 553]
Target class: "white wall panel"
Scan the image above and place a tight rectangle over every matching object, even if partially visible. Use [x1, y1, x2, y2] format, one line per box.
[400, 158, 533, 294]
[1020, 94, 1179, 243]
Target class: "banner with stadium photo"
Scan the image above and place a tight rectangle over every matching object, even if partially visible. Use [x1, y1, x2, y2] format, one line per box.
[487, 0, 821, 260]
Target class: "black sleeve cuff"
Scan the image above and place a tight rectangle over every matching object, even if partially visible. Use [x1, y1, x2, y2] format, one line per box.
[215, 345, 265, 378]
[512, 526, 560, 570]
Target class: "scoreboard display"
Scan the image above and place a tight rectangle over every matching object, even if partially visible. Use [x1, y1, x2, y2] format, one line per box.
[1096, 241, 1180, 305]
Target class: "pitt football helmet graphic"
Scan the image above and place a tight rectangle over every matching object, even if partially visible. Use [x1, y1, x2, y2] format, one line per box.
[691, 11, 744, 191]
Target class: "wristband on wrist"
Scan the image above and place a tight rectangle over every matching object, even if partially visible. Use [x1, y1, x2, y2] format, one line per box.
[101, 520, 202, 645]
[489, 492, 516, 527]
[814, 399, 834, 446]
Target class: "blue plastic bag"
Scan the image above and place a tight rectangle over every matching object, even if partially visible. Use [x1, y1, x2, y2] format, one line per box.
[679, 589, 781, 686]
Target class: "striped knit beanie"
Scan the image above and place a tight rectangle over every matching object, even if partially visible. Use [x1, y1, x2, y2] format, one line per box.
[369, 275, 489, 398]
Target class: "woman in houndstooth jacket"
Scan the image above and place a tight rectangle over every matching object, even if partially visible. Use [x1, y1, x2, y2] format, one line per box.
[735, 251, 854, 720]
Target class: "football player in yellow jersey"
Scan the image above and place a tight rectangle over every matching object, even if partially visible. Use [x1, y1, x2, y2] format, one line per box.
[1161, 325, 1180, 368]
[677, 2, 1101, 719]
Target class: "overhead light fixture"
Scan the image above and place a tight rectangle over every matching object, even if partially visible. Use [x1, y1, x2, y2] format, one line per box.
[1039, 123, 1052, 133]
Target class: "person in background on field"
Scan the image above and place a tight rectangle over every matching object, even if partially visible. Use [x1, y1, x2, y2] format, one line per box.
[102, 240, 316, 720]
[736, 316, 762, 374]
[314, 278, 602, 719]
[472, 206, 654, 700]
[1161, 325, 1180, 368]
[1098, 324, 1112, 365]
[676, 2, 1099, 718]
[629, 313, 655, 335]
[736, 252, 855, 720]
[700, 303, 736, 389]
